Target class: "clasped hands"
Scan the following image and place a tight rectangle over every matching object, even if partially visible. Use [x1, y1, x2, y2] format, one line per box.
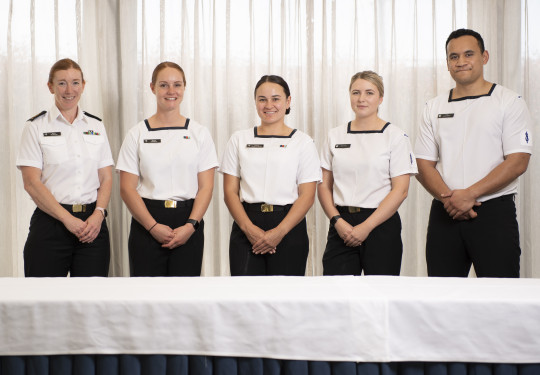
[149, 223, 195, 249]
[441, 189, 481, 220]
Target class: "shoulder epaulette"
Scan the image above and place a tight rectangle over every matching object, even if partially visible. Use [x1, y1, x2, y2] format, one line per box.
[83, 111, 102, 121]
[27, 111, 47, 122]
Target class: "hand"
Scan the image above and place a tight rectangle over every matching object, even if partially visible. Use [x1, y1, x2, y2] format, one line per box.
[441, 189, 481, 219]
[62, 215, 88, 239]
[149, 223, 175, 244]
[343, 222, 371, 247]
[242, 223, 266, 246]
[78, 211, 104, 243]
[334, 218, 353, 242]
[162, 224, 195, 249]
[252, 227, 285, 255]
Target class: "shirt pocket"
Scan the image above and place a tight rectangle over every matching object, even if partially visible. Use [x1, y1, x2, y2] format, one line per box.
[40, 136, 68, 164]
[82, 134, 105, 161]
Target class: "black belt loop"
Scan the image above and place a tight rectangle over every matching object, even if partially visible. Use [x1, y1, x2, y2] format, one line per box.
[142, 198, 194, 209]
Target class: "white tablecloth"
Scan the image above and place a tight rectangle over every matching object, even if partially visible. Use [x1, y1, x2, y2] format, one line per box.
[0, 276, 539, 363]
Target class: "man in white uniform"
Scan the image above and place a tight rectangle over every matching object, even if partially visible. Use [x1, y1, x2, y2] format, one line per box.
[415, 29, 533, 278]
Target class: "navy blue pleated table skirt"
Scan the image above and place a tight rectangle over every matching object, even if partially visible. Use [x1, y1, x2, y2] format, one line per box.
[1, 355, 540, 375]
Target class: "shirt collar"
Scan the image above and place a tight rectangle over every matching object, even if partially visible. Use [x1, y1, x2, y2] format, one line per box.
[49, 104, 86, 125]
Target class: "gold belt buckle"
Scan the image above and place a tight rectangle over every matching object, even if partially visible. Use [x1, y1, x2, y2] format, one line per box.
[261, 203, 273, 212]
[348, 206, 361, 213]
[164, 200, 177, 208]
[72, 204, 85, 213]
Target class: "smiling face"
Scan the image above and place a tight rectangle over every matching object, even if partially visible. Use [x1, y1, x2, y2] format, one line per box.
[446, 35, 489, 87]
[349, 78, 383, 119]
[48, 68, 85, 114]
[255, 82, 291, 126]
[150, 66, 186, 112]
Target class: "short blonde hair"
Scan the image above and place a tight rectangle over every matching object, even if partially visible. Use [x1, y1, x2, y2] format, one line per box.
[349, 71, 384, 97]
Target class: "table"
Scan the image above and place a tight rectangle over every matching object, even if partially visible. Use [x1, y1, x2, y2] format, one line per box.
[1, 276, 540, 374]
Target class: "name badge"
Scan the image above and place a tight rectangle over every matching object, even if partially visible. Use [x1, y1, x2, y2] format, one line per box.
[438, 113, 454, 118]
[43, 132, 61, 137]
[144, 139, 161, 143]
[247, 144, 264, 148]
[335, 144, 351, 148]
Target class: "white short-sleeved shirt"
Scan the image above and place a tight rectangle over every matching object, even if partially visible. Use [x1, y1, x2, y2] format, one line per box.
[320, 122, 417, 208]
[16, 105, 114, 205]
[116, 119, 218, 201]
[219, 127, 322, 205]
[415, 84, 533, 202]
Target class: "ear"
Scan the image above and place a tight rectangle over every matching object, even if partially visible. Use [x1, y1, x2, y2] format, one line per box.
[482, 50, 489, 65]
[379, 95, 384, 106]
[47, 82, 54, 94]
[286, 95, 291, 110]
[150, 82, 155, 93]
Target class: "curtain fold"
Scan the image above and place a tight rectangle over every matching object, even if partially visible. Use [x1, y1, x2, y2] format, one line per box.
[1, 0, 538, 277]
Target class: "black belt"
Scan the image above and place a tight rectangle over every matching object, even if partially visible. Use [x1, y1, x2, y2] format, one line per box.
[337, 205, 376, 214]
[143, 198, 194, 208]
[61, 202, 96, 213]
[243, 202, 292, 213]
[487, 194, 515, 203]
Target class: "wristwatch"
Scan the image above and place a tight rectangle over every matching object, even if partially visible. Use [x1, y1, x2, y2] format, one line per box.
[95, 207, 108, 218]
[187, 218, 200, 230]
[330, 215, 342, 227]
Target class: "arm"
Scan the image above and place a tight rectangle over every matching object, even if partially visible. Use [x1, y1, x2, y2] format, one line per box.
[317, 168, 354, 242]
[223, 173, 268, 250]
[443, 153, 530, 218]
[20, 166, 88, 238]
[416, 158, 478, 220]
[343, 174, 410, 247]
[163, 167, 216, 249]
[119, 171, 174, 244]
[78, 166, 112, 243]
[251, 181, 316, 254]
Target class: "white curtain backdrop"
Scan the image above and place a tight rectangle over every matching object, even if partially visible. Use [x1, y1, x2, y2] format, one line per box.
[1, 0, 539, 277]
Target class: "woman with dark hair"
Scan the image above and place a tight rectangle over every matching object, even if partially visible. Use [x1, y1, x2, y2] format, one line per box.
[220, 75, 321, 276]
[318, 71, 417, 276]
[117, 61, 218, 276]
[16, 58, 113, 277]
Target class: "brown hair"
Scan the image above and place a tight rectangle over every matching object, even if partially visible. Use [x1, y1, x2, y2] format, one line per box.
[254, 75, 291, 115]
[48, 58, 85, 84]
[151, 61, 186, 86]
[349, 71, 384, 97]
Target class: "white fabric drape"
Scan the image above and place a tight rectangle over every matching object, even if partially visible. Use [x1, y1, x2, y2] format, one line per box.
[1, 0, 539, 277]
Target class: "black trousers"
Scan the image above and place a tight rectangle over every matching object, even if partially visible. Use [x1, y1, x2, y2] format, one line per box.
[24, 204, 110, 277]
[229, 204, 309, 276]
[129, 199, 204, 277]
[426, 195, 521, 278]
[322, 208, 402, 276]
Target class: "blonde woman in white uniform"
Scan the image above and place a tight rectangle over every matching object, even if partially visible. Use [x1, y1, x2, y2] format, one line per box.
[220, 75, 321, 276]
[117, 62, 218, 276]
[318, 71, 417, 276]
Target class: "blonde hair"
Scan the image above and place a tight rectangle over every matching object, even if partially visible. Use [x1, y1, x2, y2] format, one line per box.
[349, 71, 384, 97]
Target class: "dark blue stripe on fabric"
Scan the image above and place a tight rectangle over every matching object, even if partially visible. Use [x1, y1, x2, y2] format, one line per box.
[74, 355, 95, 375]
[1, 357, 24, 375]
[214, 357, 237, 375]
[120, 355, 140, 375]
[26, 356, 48, 375]
[401, 362, 424, 375]
[308, 361, 330, 375]
[166, 355, 188, 375]
[50, 355, 71, 375]
[96, 355, 119, 375]
[189, 355, 212, 375]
